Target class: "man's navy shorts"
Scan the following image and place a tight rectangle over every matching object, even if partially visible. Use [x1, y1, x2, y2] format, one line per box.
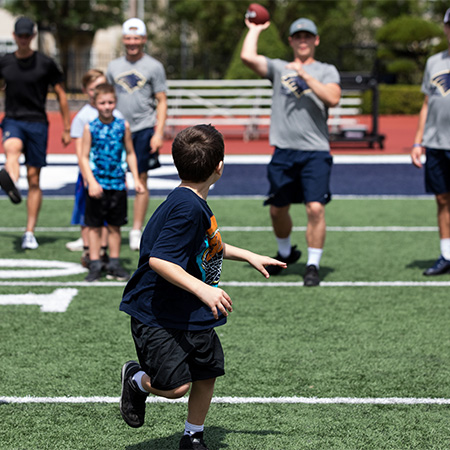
[265, 148, 333, 207]
[131, 317, 225, 391]
[425, 148, 450, 195]
[132, 127, 155, 174]
[1, 118, 48, 168]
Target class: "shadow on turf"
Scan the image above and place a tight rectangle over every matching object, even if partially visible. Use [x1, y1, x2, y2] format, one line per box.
[246, 261, 335, 280]
[14, 235, 59, 252]
[125, 426, 281, 449]
[406, 259, 436, 271]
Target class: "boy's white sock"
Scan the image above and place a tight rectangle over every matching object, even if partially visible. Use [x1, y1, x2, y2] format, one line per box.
[276, 236, 292, 258]
[184, 420, 204, 436]
[307, 247, 323, 268]
[440, 238, 450, 260]
[132, 370, 148, 393]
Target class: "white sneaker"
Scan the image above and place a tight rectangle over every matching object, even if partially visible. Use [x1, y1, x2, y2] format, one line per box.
[129, 229, 142, 251]
[65, 237, 84, 252]
[22, 232, 39, 250]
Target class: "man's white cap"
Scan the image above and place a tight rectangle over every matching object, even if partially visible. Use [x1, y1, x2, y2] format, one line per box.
[444, 8, 450, 24]
[122, 18, 146, 36]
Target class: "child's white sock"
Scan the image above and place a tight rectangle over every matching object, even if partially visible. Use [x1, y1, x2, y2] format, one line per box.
[440, 238, 450, 260]
[307, 247, 323, 268]
[132, 370, 148, 393]
[276, 236, 292, 258]
[184, 420, 204, 436]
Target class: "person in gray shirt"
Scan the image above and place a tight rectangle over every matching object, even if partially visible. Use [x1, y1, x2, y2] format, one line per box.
[411, 8, 450, 276]
[241, 17, 341, 286]
[107, 18, 167, 251]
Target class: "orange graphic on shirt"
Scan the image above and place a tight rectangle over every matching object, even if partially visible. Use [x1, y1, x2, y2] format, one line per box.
[204, 215, 223, 262]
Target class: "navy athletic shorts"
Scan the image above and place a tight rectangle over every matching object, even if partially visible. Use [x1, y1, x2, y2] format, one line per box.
[85, 189, 128, 228]
[131, 317, 225, 391]
[132, 127, 160, 173]
[264, 148, 333, 207]
[1, 118, 48, 168]
[425, 148, 450, 195]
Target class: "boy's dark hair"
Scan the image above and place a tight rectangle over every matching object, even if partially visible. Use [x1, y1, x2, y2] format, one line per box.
[93, 83, 116, 102]
[172, 124, 224, 183]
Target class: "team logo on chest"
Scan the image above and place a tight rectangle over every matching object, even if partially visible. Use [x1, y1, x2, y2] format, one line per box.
[115, 70, 146, 94]
[431, 70, 450, 96]
[281, 74, 311, 99]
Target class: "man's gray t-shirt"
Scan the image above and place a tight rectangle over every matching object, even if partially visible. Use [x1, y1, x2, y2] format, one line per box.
[106, 54, 167, 133]
[266, 57, 340, 151]
[421, 50, 450, 150]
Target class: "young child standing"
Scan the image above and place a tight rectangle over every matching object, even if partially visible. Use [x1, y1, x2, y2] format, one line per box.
[66, 69, 124, 268]
[79, 83, 145, 282]
[119, 124, 286, 450]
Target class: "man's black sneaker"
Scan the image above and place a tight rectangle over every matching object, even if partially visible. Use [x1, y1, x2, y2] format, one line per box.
[423, 255, 450, 276]
[120, 360, 148, 428]
[84, 261, 102, 282]
[0, 168, 22, 204]
[179, 432, 210, 450]
[266, 245, 301, 275]
[304, 264, 320, 287]
[106, 264, 130, 281]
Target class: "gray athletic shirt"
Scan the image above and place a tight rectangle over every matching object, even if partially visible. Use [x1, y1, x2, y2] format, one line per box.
[266, 57, 340, 151]
[106, 54, 167, 133]
[421, 50, 450, 150]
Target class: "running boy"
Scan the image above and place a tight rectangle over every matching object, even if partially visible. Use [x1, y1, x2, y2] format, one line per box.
[79, 83, 144, 282]
[66, 69, 124, 268]
[119, 124, 286, 450]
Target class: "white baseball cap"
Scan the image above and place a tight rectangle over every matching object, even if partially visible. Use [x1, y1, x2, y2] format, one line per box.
[122, 18, 146, 36]
[444, 8, 450, 24]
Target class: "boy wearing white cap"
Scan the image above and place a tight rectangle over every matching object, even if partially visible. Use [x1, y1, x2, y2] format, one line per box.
[107, 18, 168, 251]
[240, 17, 341, 287]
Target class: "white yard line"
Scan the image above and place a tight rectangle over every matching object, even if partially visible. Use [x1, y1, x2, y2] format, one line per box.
[0, 226, 439, 232]
[1, 396, 449, 405]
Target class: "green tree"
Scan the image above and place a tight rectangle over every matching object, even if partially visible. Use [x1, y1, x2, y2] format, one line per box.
[5, 0, 123, 90]
[376, 15, 444, 83]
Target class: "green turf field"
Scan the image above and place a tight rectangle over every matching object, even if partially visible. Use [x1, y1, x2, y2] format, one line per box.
[1, 197, 450, 450]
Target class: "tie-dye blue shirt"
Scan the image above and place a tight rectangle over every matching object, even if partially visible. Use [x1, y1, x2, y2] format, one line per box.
[89, 117, 127, 190]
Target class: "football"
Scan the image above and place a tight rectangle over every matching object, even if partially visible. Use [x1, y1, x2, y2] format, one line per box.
[245, 3, 270, 25]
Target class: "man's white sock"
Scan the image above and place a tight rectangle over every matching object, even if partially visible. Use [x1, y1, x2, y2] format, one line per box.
[440, 238, 450, 260]
[307, 247, 323, 268]
[276, 237, 292, 258]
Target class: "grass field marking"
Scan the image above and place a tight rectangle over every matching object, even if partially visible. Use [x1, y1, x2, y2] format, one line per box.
[1, 281, 450, 287]
[0, 258, 86, 278]
[2, 396, 450, 405]
[0, 288, 78, 312]
[0, 226, 439, 233]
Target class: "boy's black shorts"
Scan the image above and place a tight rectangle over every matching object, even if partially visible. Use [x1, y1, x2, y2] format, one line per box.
[85, 189, 128, 227]
[131, 317, 225, 391]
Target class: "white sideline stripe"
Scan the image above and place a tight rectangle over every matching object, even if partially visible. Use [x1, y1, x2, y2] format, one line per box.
[0, 226, 439, 233]
[1, 396, 450, 405]
[1, 281, 450, 287]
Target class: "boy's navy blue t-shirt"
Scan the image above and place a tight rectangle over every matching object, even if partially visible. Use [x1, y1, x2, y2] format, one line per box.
[120, 187, 226, 331]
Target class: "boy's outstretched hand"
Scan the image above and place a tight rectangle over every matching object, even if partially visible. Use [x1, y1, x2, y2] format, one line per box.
[248, 254, 287, 279]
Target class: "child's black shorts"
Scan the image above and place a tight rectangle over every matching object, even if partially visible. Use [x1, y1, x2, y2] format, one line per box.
[85, 189, 127, 227]
[131, 317, 225, 391]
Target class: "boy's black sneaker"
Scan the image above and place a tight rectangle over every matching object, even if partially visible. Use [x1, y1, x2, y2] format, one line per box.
[84, 264, 102, 283]
[266, 245, 301, 275]
[106, 264, 130, 281]
[179, 432, 210, 450]
[304, 264, 320, 287]
[0, 168, 22, 204]
[120, 360, 148, 428]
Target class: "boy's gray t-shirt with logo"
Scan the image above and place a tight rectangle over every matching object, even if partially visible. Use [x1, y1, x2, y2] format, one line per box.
[265, 57, 340, 151]
[107, 53, 167, 133]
